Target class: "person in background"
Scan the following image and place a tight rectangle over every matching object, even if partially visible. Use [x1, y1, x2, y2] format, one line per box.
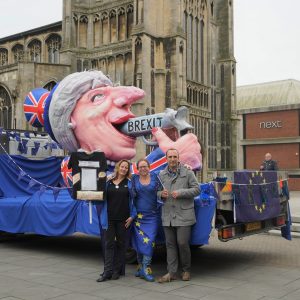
[260, 153, 278, 171]
[97, 159, 136, 282]
[131, 159, 162, 282]
[157, 149, 200, 283]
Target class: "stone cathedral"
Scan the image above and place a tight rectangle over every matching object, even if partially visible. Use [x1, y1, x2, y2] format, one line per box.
[0, 0, 238, 180]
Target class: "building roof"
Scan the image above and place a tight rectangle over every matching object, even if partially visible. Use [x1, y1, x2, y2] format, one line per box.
[237, 79, 300, 112]
[0, 21, 62, 44]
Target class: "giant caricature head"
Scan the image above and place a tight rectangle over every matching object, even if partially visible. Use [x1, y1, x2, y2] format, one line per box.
[25, 70, 202, 169]
[47, 71, 144, 161]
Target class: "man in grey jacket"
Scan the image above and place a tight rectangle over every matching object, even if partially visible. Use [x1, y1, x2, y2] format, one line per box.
[157, 148, 200, 283]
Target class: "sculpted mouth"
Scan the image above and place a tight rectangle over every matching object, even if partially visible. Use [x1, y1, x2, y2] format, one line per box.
[110, 113, 136, 140]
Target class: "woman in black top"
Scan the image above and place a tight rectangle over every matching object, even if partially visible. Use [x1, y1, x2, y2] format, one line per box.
[97, 159, 136, 282]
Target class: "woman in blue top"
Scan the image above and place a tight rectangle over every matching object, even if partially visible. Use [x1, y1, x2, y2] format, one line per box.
[98, 159, 136, 282]
[131, 158, 162, 282]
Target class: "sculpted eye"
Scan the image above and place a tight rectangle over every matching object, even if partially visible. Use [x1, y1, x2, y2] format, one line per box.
[91, 94, 105, 102]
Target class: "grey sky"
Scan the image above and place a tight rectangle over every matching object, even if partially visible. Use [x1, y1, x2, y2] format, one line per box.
[0, 0, 299, 86]
[234, 0, 300, 86]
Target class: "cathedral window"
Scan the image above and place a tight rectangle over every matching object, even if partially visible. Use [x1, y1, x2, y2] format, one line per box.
[110, 10, 117, 43]
[101, 12, 109, 44]
[135, 37, 142, 88]
[28, 39, 41, 62]
[151, 70, 155, 107]
[165, 72, 171, 107]
[46, 34, 61, 64]
[118, 7, 126, 41]
[0, 86, 12, 129]
[151, 40, 155, 68]
[79, 15, 88, 48]
[12, 44, 24, 63]
[127, 4, 134, 38]
[93, 14, 100, 47]
[220, 64, 225, 87]
[0, 48, 8, 66]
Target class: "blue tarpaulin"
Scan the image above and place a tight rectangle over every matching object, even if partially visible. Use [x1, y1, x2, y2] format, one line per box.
[0, 154, 102, 236]
[0, 154, 214, 244]
[0, 155, 63, 197]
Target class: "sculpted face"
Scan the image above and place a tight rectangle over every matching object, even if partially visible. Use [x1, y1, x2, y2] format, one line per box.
[71, 86, 145, 161]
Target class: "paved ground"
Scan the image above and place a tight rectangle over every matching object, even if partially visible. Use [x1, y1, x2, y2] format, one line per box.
[0, 192, 299, 300]
[289, 191, 300, 219]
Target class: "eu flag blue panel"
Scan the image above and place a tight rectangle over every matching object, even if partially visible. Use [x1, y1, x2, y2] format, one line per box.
[131, 212, 160, 256]
[191, 183, 216, 245]
[233, 171, 281, 222]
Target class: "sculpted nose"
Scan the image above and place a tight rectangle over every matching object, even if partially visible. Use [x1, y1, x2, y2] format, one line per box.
[114, 87, 145, 107]
[127, 87, 145, 104]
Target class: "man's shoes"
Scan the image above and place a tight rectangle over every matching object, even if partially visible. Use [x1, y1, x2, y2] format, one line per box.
[96, 274, 112, 282]
[112, 273, 120, 280]
[157, 273, 177, 283]
[182, 271, 191, 281]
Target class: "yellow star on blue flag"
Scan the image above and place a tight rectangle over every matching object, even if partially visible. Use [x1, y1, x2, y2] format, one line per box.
[143, 237, 150, 244]
[137, 213, 143, 219]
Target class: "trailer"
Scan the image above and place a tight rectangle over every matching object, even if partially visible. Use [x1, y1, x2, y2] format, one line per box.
[0, 155, 291, 252]
[213, 171, 290, 242]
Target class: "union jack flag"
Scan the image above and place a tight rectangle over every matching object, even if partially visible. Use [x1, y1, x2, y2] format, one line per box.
[61, 156, 73, 188]
[132, 148, 167, 175]
[24, 88, 49, 127]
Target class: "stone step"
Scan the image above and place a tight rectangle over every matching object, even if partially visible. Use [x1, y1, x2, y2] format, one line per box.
[291, 223, 300, 232]
[291, 215, 300, 223]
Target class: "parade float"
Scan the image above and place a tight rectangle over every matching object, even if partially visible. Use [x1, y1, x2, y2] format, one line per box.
[0, 71, 292, 255]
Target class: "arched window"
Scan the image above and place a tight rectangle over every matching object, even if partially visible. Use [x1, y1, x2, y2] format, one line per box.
[44, 81, 57, 91]
[28, 39, 42, 62]
[79, 15, 88, 48]
[0, 86, 12, 129]
[127, 4, 134, 38]
[46, 34, 61, 64]
[101, 12, 109, 44]
[12, 44, 24, 63]
[135, 37, 142, 88]
[118, 7, 126, 41]
[0, 48, 8, 66]
[110, 10, 117, 43]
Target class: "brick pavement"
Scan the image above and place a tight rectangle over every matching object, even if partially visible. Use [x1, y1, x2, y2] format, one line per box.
[0, 231, 300, 300]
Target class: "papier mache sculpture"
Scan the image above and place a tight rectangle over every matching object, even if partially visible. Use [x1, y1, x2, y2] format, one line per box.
[24, 70, 202, 192]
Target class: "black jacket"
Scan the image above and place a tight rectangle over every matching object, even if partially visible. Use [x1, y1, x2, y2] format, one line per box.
[261, 159, 278, 171]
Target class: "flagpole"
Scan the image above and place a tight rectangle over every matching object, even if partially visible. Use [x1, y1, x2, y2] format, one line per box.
[89, 201, 93, 224]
